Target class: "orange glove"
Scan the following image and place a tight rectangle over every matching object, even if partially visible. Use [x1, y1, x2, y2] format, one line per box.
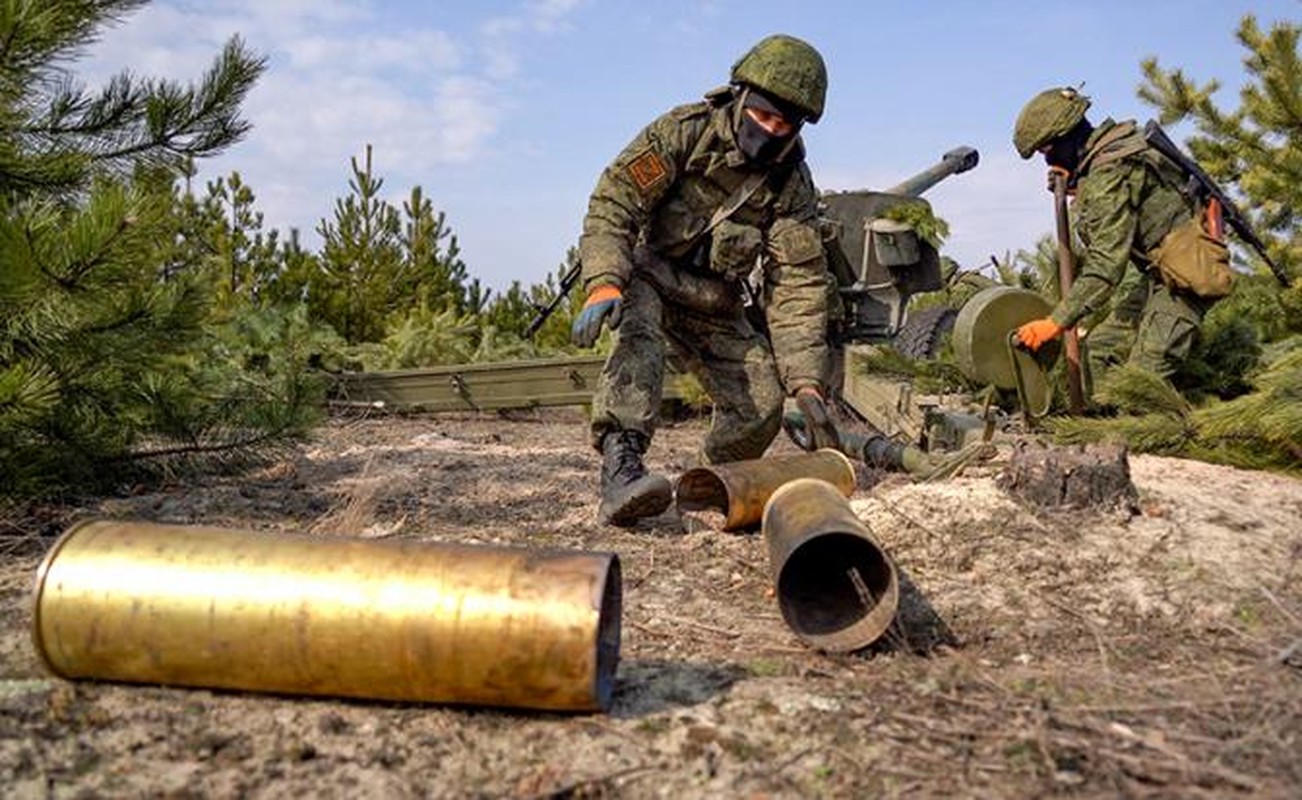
[1016, 318, 1064, 352]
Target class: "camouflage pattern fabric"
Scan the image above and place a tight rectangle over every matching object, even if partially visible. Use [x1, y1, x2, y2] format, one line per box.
[580, 89, 831, 457]
[1049, 118, 1209, 378]
[1083, 270, 1209, 380]
[729, 34, 827, 122]
[589, 274, 785, 464]
[1013, 87, 1092, 159]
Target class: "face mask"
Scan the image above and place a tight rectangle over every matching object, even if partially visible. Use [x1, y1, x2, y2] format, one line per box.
[1042, 120, 1091, 176]
[737, 112, 792, 163]
[734, 88, 801, 164]
[1043, 141, 1081, 175]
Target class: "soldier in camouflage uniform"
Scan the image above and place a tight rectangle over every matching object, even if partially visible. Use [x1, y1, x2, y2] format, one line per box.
[570, 34, 837, 527]
[1011, 87, 1224, 383]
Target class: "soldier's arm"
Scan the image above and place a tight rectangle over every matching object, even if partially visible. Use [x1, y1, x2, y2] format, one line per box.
[1051, 165, 1140, 329]
[763, 166, 831, 392]
[578, 110, 696, 292]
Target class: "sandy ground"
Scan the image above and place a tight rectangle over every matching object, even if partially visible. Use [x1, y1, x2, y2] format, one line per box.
[1, 408, 1300, 799]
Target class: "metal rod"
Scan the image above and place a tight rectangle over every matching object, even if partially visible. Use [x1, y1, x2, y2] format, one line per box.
[1052, 169, 1086, 415]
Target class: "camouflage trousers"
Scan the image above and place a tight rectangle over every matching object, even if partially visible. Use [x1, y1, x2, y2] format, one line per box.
[1083, 268, 1211, 382]
[590, 274, 785, 464]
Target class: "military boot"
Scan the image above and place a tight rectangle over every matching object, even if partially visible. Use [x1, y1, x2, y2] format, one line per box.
[598, 430, 672, 527]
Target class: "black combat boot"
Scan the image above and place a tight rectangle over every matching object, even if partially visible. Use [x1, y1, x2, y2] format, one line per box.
[598, 430, 672, 527]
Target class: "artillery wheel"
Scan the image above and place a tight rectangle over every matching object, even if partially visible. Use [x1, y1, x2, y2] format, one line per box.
[894, 306, 958, 360]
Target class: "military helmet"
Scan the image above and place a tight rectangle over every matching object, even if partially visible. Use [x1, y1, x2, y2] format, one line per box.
[730, 34, 828, 123]
[1013, 87, 1092, 159]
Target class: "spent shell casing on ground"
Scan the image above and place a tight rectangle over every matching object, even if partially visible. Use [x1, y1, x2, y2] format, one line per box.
[675, 449, 855, 531]
[32, 519, 621, 712]
[761, 478, 898, 652]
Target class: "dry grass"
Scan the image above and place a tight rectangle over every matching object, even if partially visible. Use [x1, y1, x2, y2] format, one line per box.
[1, 411, 1299, 798]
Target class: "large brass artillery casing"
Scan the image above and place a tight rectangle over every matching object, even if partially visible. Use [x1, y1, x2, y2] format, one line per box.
[32, 520, 621, 712]
[675, 449, 855, 531]
[761, 478, 898, 652]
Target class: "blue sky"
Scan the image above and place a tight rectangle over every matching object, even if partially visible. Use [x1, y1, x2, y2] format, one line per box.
[81, 0, 1297, 293]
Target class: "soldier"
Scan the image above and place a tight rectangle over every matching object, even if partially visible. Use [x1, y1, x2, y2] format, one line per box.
[1011, 87, 1231, 383]
[571, 34, 839, 527]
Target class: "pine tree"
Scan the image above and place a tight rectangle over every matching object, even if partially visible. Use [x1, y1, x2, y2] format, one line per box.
[401, 186, 484, 314]
[311, 145, 405, 343]
[0, 3, 263, 194]
[1138, 14, 1301, 290]
[0, 2, 323, 497]
[202, 171, 282, 309]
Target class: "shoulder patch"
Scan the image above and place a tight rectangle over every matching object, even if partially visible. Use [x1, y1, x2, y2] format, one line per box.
[626, 147, 669, 193]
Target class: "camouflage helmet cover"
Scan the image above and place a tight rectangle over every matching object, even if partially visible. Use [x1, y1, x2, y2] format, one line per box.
[1013, 87, 1092, 159]
[730, 34, 828, 123]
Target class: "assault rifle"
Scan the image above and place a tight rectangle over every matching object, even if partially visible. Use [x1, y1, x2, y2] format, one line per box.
[525, 260, 582, 338]
[1143, 120, 1289, 287]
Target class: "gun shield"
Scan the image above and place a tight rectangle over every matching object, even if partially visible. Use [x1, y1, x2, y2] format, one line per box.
[761, 478, 898, 652]
[32, 519, 621, 712]
[952, 285, 1059, 417]
[675, 449, 855, 531]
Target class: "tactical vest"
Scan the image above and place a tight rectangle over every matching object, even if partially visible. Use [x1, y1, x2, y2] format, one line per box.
[1077, 120, 1148, 173]
[1076, 120, 1195, 259]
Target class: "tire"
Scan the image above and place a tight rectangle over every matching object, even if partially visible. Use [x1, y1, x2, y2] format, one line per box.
[893, 306, 958, 360]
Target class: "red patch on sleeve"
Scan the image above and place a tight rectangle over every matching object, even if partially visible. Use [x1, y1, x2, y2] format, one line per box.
[626, 149, 668, 192]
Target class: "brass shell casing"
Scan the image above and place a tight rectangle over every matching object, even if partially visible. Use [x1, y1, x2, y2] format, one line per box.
[32, 519, 621, 712]
[675, 449, 855, 531]
[761, 478, 898, 652]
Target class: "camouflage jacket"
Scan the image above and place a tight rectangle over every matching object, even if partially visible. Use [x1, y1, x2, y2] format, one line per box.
[1051, 118, 1197, 329]
[578, 88, 831, 391]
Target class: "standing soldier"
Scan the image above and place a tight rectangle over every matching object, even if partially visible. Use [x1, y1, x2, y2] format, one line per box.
[1011, 87, 1232, 383]
[571, 34, 839, 527]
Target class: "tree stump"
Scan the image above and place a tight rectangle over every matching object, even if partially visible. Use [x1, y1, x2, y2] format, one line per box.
[997, 440, 1139, 513]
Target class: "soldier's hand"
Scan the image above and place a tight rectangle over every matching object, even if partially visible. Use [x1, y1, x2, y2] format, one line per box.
[793, 386, 840, 452]
[1015, 318, 1063, 352]
[571, 285, 624, 348]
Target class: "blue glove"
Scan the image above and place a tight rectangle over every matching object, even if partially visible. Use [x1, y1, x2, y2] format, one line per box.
[571, 285, 624, 347]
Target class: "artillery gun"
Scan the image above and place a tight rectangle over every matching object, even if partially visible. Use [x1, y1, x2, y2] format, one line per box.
[821, 145, 979, 349]
[337, 146, 1057, 456]
[786, 147, 1058, 458]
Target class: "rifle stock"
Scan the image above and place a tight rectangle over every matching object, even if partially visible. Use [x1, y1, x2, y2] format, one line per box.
[1142, 121, 1289, 287]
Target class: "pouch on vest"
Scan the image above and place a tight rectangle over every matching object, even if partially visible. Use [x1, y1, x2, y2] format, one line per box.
[635, 244, 740, 315]
[709, 219, 764, 280]
[1148, 215, 1233, 299]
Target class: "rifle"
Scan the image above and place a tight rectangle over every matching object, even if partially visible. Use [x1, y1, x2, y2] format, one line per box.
[525, 260, 582, 338]
[1142, 120, 1289, 287]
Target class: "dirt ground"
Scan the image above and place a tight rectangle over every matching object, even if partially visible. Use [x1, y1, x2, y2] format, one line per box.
[2, 408, 1300, 799]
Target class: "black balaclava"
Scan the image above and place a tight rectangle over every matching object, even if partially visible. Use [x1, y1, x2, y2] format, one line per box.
[1043, 118, 1094, 177]
[734, 87, 802, 164]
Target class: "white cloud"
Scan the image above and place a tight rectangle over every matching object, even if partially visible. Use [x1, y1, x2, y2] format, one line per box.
[924, 150, 1056, 270]
[70, 0, 585, 268]
[282, 31, 461, 74]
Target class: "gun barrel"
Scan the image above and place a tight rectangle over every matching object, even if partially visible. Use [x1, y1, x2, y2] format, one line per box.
[882, 146, 980, 197]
